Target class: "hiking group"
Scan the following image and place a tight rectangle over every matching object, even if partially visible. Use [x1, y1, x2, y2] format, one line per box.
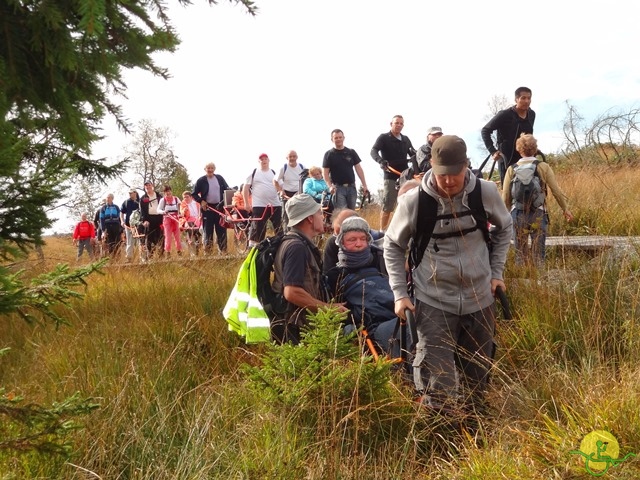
[74, 85, 574, 417]
[224, 85, 576, 417]
[77, 184, 198, 262]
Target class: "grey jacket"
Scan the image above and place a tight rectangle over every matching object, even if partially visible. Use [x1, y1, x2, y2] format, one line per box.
[383, 171, 512, 315]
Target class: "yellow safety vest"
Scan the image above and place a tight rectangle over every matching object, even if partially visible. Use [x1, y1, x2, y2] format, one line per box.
[222, 247, 271, 343]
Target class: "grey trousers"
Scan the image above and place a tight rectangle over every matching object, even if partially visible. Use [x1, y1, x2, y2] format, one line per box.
[413, 301, 496, 408]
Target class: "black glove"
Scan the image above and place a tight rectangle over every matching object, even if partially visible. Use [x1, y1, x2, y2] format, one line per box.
[380, 160, 389, 170]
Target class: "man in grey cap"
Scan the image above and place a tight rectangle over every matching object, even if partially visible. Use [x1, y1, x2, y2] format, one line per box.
[384, 135, 512, 415]
[416, 126, 444, 172]
[271, 193, 348, 344]
[397, 127, 443, 189]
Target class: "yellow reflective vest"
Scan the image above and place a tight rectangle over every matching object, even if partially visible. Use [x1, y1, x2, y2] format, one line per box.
[222, 247, 271, 343]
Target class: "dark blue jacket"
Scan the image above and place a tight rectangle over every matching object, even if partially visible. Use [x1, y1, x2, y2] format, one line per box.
[121, 198, 140, 226]
[192, 174, 230, 206]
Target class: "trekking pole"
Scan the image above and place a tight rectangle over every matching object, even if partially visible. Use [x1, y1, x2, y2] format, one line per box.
[487, 157, 498, 181]
[477, 153, 492, 173]
[495, 286, 512, 320]
[399, 314, 406, 366]
[404, 308, 417, 352]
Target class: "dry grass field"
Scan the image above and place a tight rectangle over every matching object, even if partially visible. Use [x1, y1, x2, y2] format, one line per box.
[3, 165, 640, 478]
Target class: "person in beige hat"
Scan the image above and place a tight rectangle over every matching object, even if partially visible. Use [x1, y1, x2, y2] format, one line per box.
[384, 135, 512, 414]
[271, 194, 348, 344]
[416, 126, 444, 172]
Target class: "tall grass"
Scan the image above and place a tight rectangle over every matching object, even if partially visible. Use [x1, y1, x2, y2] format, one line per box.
[538, 165, 640, 236]
[2, 166, 640, 478]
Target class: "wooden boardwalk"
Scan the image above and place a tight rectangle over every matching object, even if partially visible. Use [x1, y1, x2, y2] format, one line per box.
[545, 235, 640, 252]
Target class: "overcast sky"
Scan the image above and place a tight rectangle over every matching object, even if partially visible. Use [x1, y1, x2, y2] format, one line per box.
[92, 0, 639, 196]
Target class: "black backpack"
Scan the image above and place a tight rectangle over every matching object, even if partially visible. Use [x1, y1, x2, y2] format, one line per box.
[252, 233, 290, 320]
[409, 180, 491, 269]
[253, 231, 320, 318]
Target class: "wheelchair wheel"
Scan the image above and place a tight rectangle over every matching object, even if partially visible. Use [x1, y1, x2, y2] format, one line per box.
[234, 224, 249, 254]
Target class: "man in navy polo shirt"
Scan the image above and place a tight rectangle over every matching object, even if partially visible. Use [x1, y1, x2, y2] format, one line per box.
[322, 129, 369, 210]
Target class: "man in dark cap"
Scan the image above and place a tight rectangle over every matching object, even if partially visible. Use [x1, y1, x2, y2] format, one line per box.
[384, 135, 512, 415]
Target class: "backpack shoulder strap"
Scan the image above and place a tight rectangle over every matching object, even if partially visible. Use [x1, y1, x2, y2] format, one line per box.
[250, 168, 276, 179]
[409, 186, 438, 269]
[411, 180, 490, 268]
[531, 159, 548, 201]
[468, 180, 491, 248]
[532, 159, 542, 177]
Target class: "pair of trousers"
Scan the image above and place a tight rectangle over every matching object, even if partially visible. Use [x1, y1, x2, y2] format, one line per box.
[511, 208, 547, 265]
[143, 215, 164, 258]
[76, 239, 94, 260]
[103, 223, 121, 255]
[413, 301, 495, 408]
[202, 207, 227, 252]
[162, 215, 183, 252]
[248, 206, 282, 244]
[123, 226, 138, 259]
[333, 185, 357, 210]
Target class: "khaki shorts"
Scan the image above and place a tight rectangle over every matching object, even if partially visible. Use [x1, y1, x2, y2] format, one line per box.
[381, 178, 399, 213]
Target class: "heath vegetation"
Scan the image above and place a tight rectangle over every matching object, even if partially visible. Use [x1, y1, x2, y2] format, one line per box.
[2, 156, 640, 478]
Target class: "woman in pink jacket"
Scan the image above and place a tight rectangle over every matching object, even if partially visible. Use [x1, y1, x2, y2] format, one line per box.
[157, 185, 183, 255]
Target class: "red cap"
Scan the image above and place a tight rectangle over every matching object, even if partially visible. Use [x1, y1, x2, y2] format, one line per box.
[258, 153, 269, 159]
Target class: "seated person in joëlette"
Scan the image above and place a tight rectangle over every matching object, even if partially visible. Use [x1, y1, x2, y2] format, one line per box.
[326, 216, 411, 358]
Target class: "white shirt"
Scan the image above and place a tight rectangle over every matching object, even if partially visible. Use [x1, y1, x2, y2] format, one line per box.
[277, 163, 304, 192]
[246, 168, 281, 207]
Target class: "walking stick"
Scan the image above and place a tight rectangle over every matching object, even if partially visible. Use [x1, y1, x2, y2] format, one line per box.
[477, 153, 492, 173]
[495, 285, 512, 320]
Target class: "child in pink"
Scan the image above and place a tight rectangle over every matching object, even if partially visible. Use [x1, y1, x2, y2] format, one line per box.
[157, 185, 183, 254]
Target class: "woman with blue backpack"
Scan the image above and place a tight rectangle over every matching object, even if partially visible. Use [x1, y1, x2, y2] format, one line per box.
[502, 133, 574, 266]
